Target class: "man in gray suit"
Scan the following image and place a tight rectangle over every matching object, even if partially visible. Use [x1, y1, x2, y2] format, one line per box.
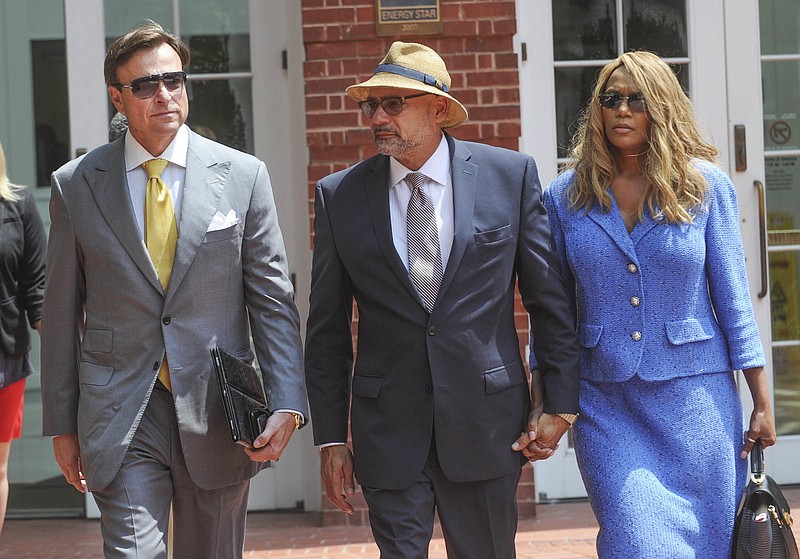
[305, 42, 580, 558]
[40, 21, 307, 559]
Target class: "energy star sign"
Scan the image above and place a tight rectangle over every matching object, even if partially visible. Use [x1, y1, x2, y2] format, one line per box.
[376, 0, 442, 37]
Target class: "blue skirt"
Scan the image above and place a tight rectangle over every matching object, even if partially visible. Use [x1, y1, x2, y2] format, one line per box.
[574, 372, 747, 559]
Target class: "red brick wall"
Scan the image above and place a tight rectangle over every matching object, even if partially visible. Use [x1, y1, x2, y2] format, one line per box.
[300, 0, 534, 526]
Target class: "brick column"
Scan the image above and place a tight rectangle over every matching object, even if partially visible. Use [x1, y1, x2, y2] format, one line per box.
[301, 0, 534, 526]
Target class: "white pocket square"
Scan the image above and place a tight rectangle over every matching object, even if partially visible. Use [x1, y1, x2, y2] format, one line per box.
[207, 209, 240, 232]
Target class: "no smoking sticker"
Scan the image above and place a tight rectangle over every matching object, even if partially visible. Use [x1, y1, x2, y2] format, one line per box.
[769, 120, 792, 145]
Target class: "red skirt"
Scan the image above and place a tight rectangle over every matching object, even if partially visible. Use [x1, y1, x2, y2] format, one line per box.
[0, 378, 26, 442]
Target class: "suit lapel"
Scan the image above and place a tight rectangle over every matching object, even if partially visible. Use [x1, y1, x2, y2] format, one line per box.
[629, 210, 660, 245]
[587, 197, 639, 262]
[439, 138, 476, 299]
[167, 133, 229, 299]
[365, 157, 420, 301]
[85, 143, 162, 292]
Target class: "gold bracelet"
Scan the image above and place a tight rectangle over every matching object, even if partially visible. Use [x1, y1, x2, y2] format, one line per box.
[556, 413, 578, 426]
[289, 412, 302, 430]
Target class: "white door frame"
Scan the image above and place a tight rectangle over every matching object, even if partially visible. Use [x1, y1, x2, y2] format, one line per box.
[724, 0, 800, 482]
[63, 0, 110, 518]
[64, 0, 108, 159]
[719, 0, 773, 452]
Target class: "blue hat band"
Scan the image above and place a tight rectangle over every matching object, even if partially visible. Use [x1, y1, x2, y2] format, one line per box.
[374, 63, 449, 93]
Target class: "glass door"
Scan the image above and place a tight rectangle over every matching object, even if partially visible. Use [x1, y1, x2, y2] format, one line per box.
[718, 0, 800, 482]
[758, 0, 800, 480]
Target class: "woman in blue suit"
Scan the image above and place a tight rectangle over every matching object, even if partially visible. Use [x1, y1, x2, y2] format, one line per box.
[541, 51, 777, 557]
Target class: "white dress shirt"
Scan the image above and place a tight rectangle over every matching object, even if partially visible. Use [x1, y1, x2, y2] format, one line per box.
[123, 125, 189, 239]
[388, 134, 454, 272]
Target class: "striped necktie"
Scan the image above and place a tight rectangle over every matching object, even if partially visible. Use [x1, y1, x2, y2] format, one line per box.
[405, 172, 443, 312]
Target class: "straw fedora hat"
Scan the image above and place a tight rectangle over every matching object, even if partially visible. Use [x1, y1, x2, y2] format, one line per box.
[345, 41, 468, 129]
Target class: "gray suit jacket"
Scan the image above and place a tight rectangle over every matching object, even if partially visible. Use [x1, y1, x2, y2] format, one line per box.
[305, 134, 580, 490]
[41, 129, 307, 491]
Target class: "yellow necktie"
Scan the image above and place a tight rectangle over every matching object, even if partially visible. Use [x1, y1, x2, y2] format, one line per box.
[144, 158, 177, 391]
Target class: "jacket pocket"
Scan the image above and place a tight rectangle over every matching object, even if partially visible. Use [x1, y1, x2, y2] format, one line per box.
[474, 224, 512, 245]
[0, 295, 20, 330]
[352, 374, 383, 399]
[202, 223, 241, 244]
[484, 361, 524, 394]
[665, 318, 714, 345]
[578, 324, 603, 348]
[79, 361, 114, 386]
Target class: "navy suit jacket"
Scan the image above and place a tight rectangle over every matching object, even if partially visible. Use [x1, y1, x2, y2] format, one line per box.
[305, 133, 579, 490]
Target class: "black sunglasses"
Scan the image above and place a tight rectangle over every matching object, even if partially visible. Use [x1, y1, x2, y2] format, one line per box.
[598, 91, 647, 113]
[113, 71, 187, 99]
[358, 92, 431, 118]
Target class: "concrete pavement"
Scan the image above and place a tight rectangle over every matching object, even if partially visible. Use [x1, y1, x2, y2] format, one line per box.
[2, 487, 799, 558]
[1, 498, 599, 558]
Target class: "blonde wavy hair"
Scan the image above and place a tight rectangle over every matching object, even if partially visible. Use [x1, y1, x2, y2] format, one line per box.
[566, 51, 718, 224]
[0, 141, 25, 202]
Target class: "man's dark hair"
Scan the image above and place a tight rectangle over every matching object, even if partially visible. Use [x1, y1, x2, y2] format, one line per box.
[104, 20, 190, 86]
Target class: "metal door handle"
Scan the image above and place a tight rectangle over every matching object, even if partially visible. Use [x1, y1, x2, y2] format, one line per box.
[754, 180, 768, 298]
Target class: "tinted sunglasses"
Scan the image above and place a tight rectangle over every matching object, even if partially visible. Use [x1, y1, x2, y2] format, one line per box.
[358, 92, 430, 118]
[113, 71, 187, 99]
[598, 91, 647, 113]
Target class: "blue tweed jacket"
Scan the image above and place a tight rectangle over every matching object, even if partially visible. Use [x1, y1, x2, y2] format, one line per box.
[538, 160, 765, 382]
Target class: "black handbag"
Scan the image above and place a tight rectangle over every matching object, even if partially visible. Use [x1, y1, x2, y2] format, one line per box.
[732, 440, 799, 559]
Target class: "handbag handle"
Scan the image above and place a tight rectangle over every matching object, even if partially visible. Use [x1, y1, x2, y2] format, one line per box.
[750, 438, 765, 482]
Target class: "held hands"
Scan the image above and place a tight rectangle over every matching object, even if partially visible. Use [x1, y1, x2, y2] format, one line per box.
[511, 367, 572, 461]
[512, 412, 571, 461]
[242, 411, 298, 463]
[320, 445, 356, 515]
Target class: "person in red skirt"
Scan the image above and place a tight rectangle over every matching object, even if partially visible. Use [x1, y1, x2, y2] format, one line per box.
[0, 140, 46, 534]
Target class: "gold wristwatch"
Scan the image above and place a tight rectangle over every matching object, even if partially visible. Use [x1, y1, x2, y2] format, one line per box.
[556, 413, 578, 426]
[288, 412, 302, 430]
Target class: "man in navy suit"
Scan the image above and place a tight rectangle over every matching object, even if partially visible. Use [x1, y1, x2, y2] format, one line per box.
[304, 42, 580, 558]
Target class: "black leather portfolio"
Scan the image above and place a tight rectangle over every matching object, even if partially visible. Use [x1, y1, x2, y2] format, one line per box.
[210, 346, 271, 447]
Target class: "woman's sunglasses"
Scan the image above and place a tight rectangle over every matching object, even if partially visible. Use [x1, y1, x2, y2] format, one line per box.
[112, 71, 187, 100]
[598, 91, 647, 113]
